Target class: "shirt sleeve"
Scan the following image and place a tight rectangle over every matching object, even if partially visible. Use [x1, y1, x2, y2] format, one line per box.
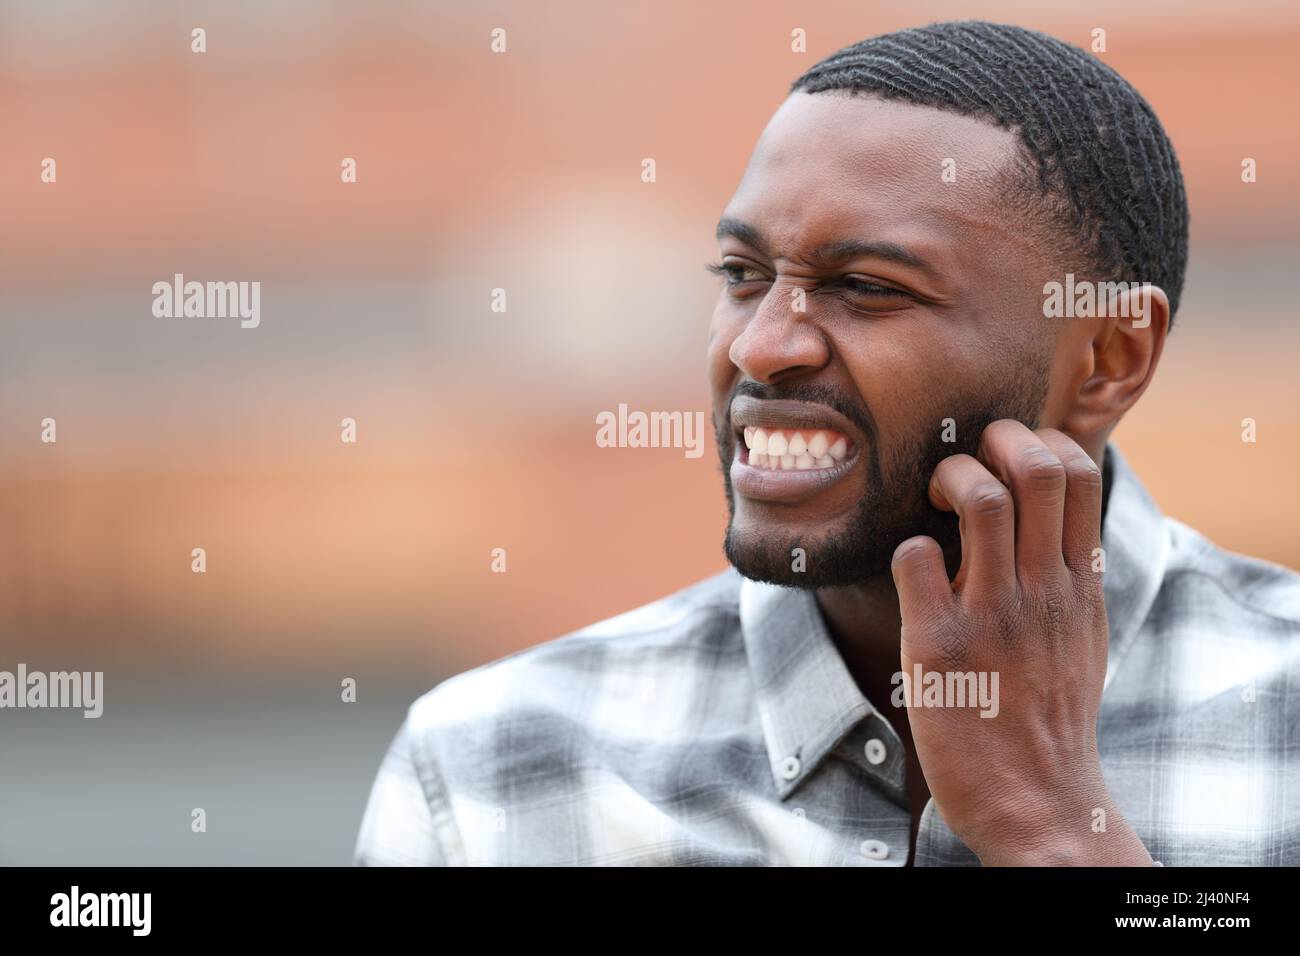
[352, 714, 458, 866]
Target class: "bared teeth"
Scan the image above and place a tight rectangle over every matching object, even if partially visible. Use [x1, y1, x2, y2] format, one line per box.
[741, 426, 854, 471]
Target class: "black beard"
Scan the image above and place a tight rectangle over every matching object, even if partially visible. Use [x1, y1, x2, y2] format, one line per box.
[716, 370, 1049, 589]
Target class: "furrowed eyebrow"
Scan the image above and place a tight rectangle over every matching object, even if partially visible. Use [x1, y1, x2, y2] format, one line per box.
[804, 238, 936, 276]
[715, 218, 942, 280]
[715, 217, 769, 256]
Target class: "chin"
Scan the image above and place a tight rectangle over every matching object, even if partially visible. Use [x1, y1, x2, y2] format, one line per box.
[722, 517, 897, 589]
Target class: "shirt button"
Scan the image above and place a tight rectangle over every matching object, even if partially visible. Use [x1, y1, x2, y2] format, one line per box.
[779, 755, 801, 780]
[864, 738, 887, 765]
[860, 839, 889, 860]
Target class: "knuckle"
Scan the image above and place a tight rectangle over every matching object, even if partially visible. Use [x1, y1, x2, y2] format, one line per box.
[964, 586, 1019, 638]
[933, 629, 971, 670]
[965, 596, 1022, 653]
[978, 419, 1016, 454]
[1020, 448, 1066, 490]
[968, 482, 1011, 519]
[1036, 585, 1068, 636]
[995, 594, 1023, 639]
[1065, 457, 1103, 489]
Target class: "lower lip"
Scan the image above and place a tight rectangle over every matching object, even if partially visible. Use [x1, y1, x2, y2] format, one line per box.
[729, 442, 861, 503]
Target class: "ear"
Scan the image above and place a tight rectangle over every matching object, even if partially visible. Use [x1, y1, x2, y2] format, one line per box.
[1058, 283, 1170, 438]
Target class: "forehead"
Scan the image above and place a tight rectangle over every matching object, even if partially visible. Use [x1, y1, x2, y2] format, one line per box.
[722, 92, 1029, 266]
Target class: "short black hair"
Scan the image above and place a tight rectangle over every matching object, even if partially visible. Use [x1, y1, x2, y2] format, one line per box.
[790, 20, 1190, 322]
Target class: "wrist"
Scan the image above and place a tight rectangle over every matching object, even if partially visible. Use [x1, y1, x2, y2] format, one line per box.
[967, 784, 1153, 866]
[980, 824, 1152, 866]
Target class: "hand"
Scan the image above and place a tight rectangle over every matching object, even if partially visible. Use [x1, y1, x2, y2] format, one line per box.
[889, 420, 1153, 866]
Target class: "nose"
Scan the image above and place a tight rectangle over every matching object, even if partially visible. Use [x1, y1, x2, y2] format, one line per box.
[727, 281, 830, 385]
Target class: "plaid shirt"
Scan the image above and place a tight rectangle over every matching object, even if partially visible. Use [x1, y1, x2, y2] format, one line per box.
[354, 444, 1300, 865]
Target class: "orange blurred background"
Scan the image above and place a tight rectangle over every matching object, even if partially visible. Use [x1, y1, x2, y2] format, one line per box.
[2, 0, 1298, 863]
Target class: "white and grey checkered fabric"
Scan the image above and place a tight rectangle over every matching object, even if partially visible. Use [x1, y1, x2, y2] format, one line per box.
[355, 444, 1300, 866]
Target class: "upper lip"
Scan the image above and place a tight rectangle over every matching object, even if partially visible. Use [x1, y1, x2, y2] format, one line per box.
[729, 396, 866, 451]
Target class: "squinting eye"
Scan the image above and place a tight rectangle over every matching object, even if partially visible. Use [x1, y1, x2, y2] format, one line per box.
[836, 277, 907, 298]
[705, 261, 766, 287]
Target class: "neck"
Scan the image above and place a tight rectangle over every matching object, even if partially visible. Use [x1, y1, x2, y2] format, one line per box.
[815, 578, 901, 661]
[813, 542, 961, 696]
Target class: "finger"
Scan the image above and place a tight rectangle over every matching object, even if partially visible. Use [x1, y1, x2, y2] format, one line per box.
[928, 453, 1014, 596]
[1033, 429, 1104, 576]
[891, 535, 955, 623]
[974, 420, 1068, 583]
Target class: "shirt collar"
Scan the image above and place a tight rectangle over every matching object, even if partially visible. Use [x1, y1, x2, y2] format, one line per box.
[739, 441, 1169, 798]
[1097, 443, 1169, 688]
[739, 573, 876, 800]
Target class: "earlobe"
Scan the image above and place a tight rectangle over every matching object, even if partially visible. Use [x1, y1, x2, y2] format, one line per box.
[1058, 284, 1170, 438]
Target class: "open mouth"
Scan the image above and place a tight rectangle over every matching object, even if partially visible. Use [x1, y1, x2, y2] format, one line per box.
[738, 426, 853, 470]
[728, 397, 865, 502]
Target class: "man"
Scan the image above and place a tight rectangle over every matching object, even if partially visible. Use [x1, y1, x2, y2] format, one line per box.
[355, 21, 1300, 865]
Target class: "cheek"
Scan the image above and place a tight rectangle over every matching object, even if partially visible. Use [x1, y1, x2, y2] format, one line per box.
[832, 326, 963, 469]
[835, 327, 912, 409]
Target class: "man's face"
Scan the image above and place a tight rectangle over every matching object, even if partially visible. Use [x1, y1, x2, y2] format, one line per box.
[709, 92, 1060, 588]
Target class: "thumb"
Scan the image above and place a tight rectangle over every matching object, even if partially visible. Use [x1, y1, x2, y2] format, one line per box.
[890, 535, 953, 622]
